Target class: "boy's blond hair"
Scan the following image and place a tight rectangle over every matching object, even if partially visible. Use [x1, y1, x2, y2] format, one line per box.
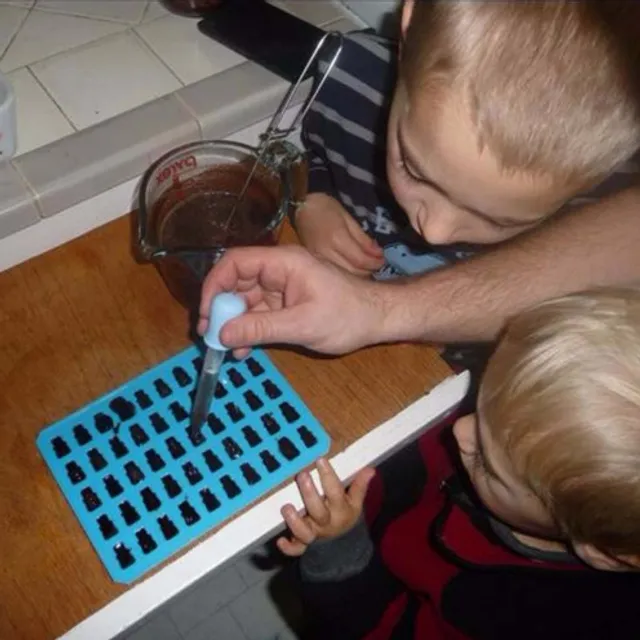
[480, 288, 640, 556]
[402, 1, 640, 185]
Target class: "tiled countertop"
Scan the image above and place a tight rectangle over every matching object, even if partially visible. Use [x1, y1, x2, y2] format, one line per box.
[0, 0, 362, 263]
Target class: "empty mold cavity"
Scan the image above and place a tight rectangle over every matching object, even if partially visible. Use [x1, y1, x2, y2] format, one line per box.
[214, 383, 228, 399]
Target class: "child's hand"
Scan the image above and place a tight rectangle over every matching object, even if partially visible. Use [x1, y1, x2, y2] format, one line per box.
[296, 194, 385, 277]
[277, 458, 376, 557]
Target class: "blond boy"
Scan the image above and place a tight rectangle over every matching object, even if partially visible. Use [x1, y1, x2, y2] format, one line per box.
[278, 289, 640, 639]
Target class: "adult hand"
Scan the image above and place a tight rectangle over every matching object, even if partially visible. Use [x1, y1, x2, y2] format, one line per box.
[277, 458, 375, 557]
[198, 245, 390, 356]
[296, 193, 385, 276]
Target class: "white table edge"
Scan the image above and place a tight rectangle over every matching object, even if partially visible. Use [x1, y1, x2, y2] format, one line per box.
[60, 370, 470, 640]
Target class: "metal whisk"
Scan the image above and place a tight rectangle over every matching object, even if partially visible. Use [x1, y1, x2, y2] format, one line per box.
[220, 31, 344, 233]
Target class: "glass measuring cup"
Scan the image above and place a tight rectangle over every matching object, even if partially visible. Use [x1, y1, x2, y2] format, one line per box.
[136, 139, 307, 309]
[135, 31, 343, 310]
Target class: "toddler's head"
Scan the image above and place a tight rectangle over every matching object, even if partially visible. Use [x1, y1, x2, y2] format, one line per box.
[387, 0, 640, 245]
[455, 288, 640, 570]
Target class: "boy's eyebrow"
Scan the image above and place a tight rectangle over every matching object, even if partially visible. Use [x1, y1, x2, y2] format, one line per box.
[396, 128, 534, 228]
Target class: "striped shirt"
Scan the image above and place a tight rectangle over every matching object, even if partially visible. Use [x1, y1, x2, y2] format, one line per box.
[302, 31, 639, 277]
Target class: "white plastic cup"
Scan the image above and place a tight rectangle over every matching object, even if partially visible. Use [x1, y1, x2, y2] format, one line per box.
[0, 72, 17, 159]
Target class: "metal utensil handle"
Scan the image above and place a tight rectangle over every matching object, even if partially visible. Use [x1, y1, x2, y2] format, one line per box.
[258, 30, 344, 145]
[222, 31, 343, 232]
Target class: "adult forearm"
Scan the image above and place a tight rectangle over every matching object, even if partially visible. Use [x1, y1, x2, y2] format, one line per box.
[381, 187, 640, 344]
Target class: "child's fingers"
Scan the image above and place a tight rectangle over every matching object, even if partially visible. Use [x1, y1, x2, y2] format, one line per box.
[343, 214, 384, 257]
[296, 472, 331, 526]
[281, 505, 316, 545]
[316, 458, 348, 506]
[276, 535, 308, 557]
[335, 237, 385, 273]
[347, 467, 376, 509]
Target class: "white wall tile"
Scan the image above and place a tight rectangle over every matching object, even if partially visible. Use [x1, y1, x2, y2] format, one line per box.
[8, 66, 73, 154]
[136, 14, 245, 85]
[0, 9, 126, 72]
[30, 32, 181, 129]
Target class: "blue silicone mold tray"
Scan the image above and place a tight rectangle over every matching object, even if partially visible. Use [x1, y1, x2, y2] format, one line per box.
[36, 347, 330, 584]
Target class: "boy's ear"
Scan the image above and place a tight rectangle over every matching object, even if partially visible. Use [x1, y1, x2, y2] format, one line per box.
[400, 0, 416, 41]
[573, 542, 640, 572]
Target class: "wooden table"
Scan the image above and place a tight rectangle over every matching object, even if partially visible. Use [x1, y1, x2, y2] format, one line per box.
[0, 217, 452, 640]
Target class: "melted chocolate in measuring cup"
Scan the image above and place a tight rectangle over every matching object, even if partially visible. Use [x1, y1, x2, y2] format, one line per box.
[153, 162, 280, 250]
[149, 162, 282, 309]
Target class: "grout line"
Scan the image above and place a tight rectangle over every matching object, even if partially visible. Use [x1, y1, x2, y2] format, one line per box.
[25, 64, 77, 131]
[31, 2, 149, 27]
[9, 26, 129, 75]
[0, 2, 33, 62]
[10, 156, 43, 217]
[130, 27, 186, 88]
[172, 92, 203, 140]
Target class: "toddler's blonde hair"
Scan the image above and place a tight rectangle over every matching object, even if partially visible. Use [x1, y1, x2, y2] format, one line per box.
[481, 289, 640, 555]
